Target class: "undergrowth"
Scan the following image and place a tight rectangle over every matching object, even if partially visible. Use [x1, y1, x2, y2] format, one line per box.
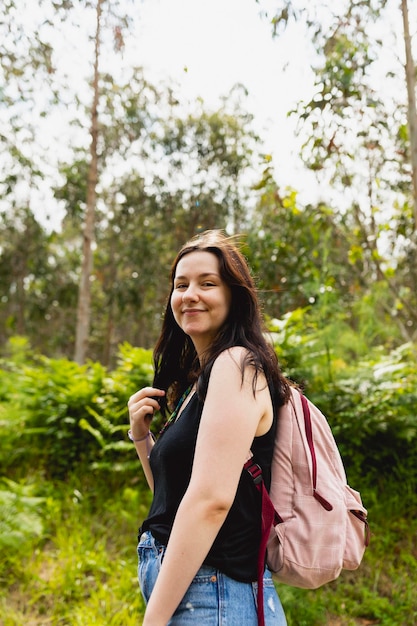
[1, 474, 153, 625]
[1, 471, 416, 625]
[1, 341, 416, 625]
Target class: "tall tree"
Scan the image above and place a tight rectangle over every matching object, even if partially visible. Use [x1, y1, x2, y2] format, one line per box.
[401, 0, 417, 226]
[69, 0, 136, 364]
[256, 0, 417, 340]
[73, 0, 102, 365]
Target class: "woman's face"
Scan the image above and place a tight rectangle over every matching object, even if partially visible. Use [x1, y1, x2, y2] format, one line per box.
[171, 250, 232, 355]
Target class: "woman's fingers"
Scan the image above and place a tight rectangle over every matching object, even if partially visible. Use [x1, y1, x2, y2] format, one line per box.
[128, 387, 165, 405]
[128, 387, 165, 434]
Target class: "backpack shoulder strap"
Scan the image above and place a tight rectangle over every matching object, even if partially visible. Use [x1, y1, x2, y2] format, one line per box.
[298, 393, 333, 511]
[243, 459, 276, 626]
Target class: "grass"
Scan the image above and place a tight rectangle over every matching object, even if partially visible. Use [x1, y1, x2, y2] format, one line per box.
[0, 474, 152, 625]
[1, 469, 416, 626]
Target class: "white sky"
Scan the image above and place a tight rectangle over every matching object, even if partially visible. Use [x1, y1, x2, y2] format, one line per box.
[125, 0, 316, 190]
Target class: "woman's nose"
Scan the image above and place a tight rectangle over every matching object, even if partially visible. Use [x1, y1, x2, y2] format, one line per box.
[182, 284, 199, 302]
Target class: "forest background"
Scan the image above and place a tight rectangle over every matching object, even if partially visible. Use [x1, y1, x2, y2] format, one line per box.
[1, 0, 417, 624]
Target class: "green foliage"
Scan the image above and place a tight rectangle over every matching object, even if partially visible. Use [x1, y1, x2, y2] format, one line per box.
[0, 475, 150, 625]
[308, 343, 417, 490]
[270, 309, 417, 492]
[0, 342, 153, 478]
[19, 356, 107, 477]
[5, 314, 412, 495]
[0, 328, 416, 624]
[0, 478, 46, 573]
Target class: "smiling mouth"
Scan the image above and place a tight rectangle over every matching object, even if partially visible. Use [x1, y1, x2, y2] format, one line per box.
[183, 309, 204, 314]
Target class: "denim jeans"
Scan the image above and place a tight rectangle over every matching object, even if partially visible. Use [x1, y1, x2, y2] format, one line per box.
[137, 531, 287, 625]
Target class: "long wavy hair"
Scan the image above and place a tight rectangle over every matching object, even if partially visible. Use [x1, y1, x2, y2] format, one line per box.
[152, 230, 290, 416]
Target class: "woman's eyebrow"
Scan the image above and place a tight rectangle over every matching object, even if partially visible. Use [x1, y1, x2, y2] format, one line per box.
[174, 272, 220, 281]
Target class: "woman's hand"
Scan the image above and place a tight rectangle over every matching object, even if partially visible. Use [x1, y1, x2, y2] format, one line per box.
[127, 386, 165, 440]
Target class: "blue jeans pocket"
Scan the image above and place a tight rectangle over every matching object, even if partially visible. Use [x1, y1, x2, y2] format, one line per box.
[137, 531, 166, 602]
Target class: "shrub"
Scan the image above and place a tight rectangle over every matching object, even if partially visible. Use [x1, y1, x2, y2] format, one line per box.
[0, 478, 46, 580]
[3, 343, 154, 478]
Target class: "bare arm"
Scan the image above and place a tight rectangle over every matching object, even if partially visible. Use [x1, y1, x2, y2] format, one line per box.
[142, 348, 273, 626]
[127, 386, 165, 492]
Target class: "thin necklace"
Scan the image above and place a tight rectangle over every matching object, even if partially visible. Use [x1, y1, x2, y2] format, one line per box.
[159, 385, 193, 435]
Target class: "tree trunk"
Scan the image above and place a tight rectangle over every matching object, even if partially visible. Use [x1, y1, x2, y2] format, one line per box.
[74, 0, 102, 364]
[401, 0, 417, 227]
[102, 235, 117, 367]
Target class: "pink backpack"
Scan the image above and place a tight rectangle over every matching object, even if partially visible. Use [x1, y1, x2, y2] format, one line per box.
[245, 387, 370, 626]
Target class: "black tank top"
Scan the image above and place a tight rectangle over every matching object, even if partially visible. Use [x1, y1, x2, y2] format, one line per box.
[141, 389, 277, 583]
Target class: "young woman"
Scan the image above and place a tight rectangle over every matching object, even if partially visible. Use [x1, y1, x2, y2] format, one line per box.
[128, 230, 289, 626]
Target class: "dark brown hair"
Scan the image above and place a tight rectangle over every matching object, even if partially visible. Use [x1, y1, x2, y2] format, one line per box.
[152, 230, 289, 415]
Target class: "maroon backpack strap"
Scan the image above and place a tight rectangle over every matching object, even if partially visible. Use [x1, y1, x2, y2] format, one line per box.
[244, 460, 276, 626]
[299, 394, 333, 511]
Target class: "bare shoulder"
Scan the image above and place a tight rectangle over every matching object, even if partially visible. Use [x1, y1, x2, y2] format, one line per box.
[211, 346, 251, 375]
[205, 348, 272, 435]
[211, 347, 265, 389]
[214, 346, 249, 364]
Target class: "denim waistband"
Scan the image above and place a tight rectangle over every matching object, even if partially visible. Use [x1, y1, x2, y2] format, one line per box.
[138, 530, 166, 554]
